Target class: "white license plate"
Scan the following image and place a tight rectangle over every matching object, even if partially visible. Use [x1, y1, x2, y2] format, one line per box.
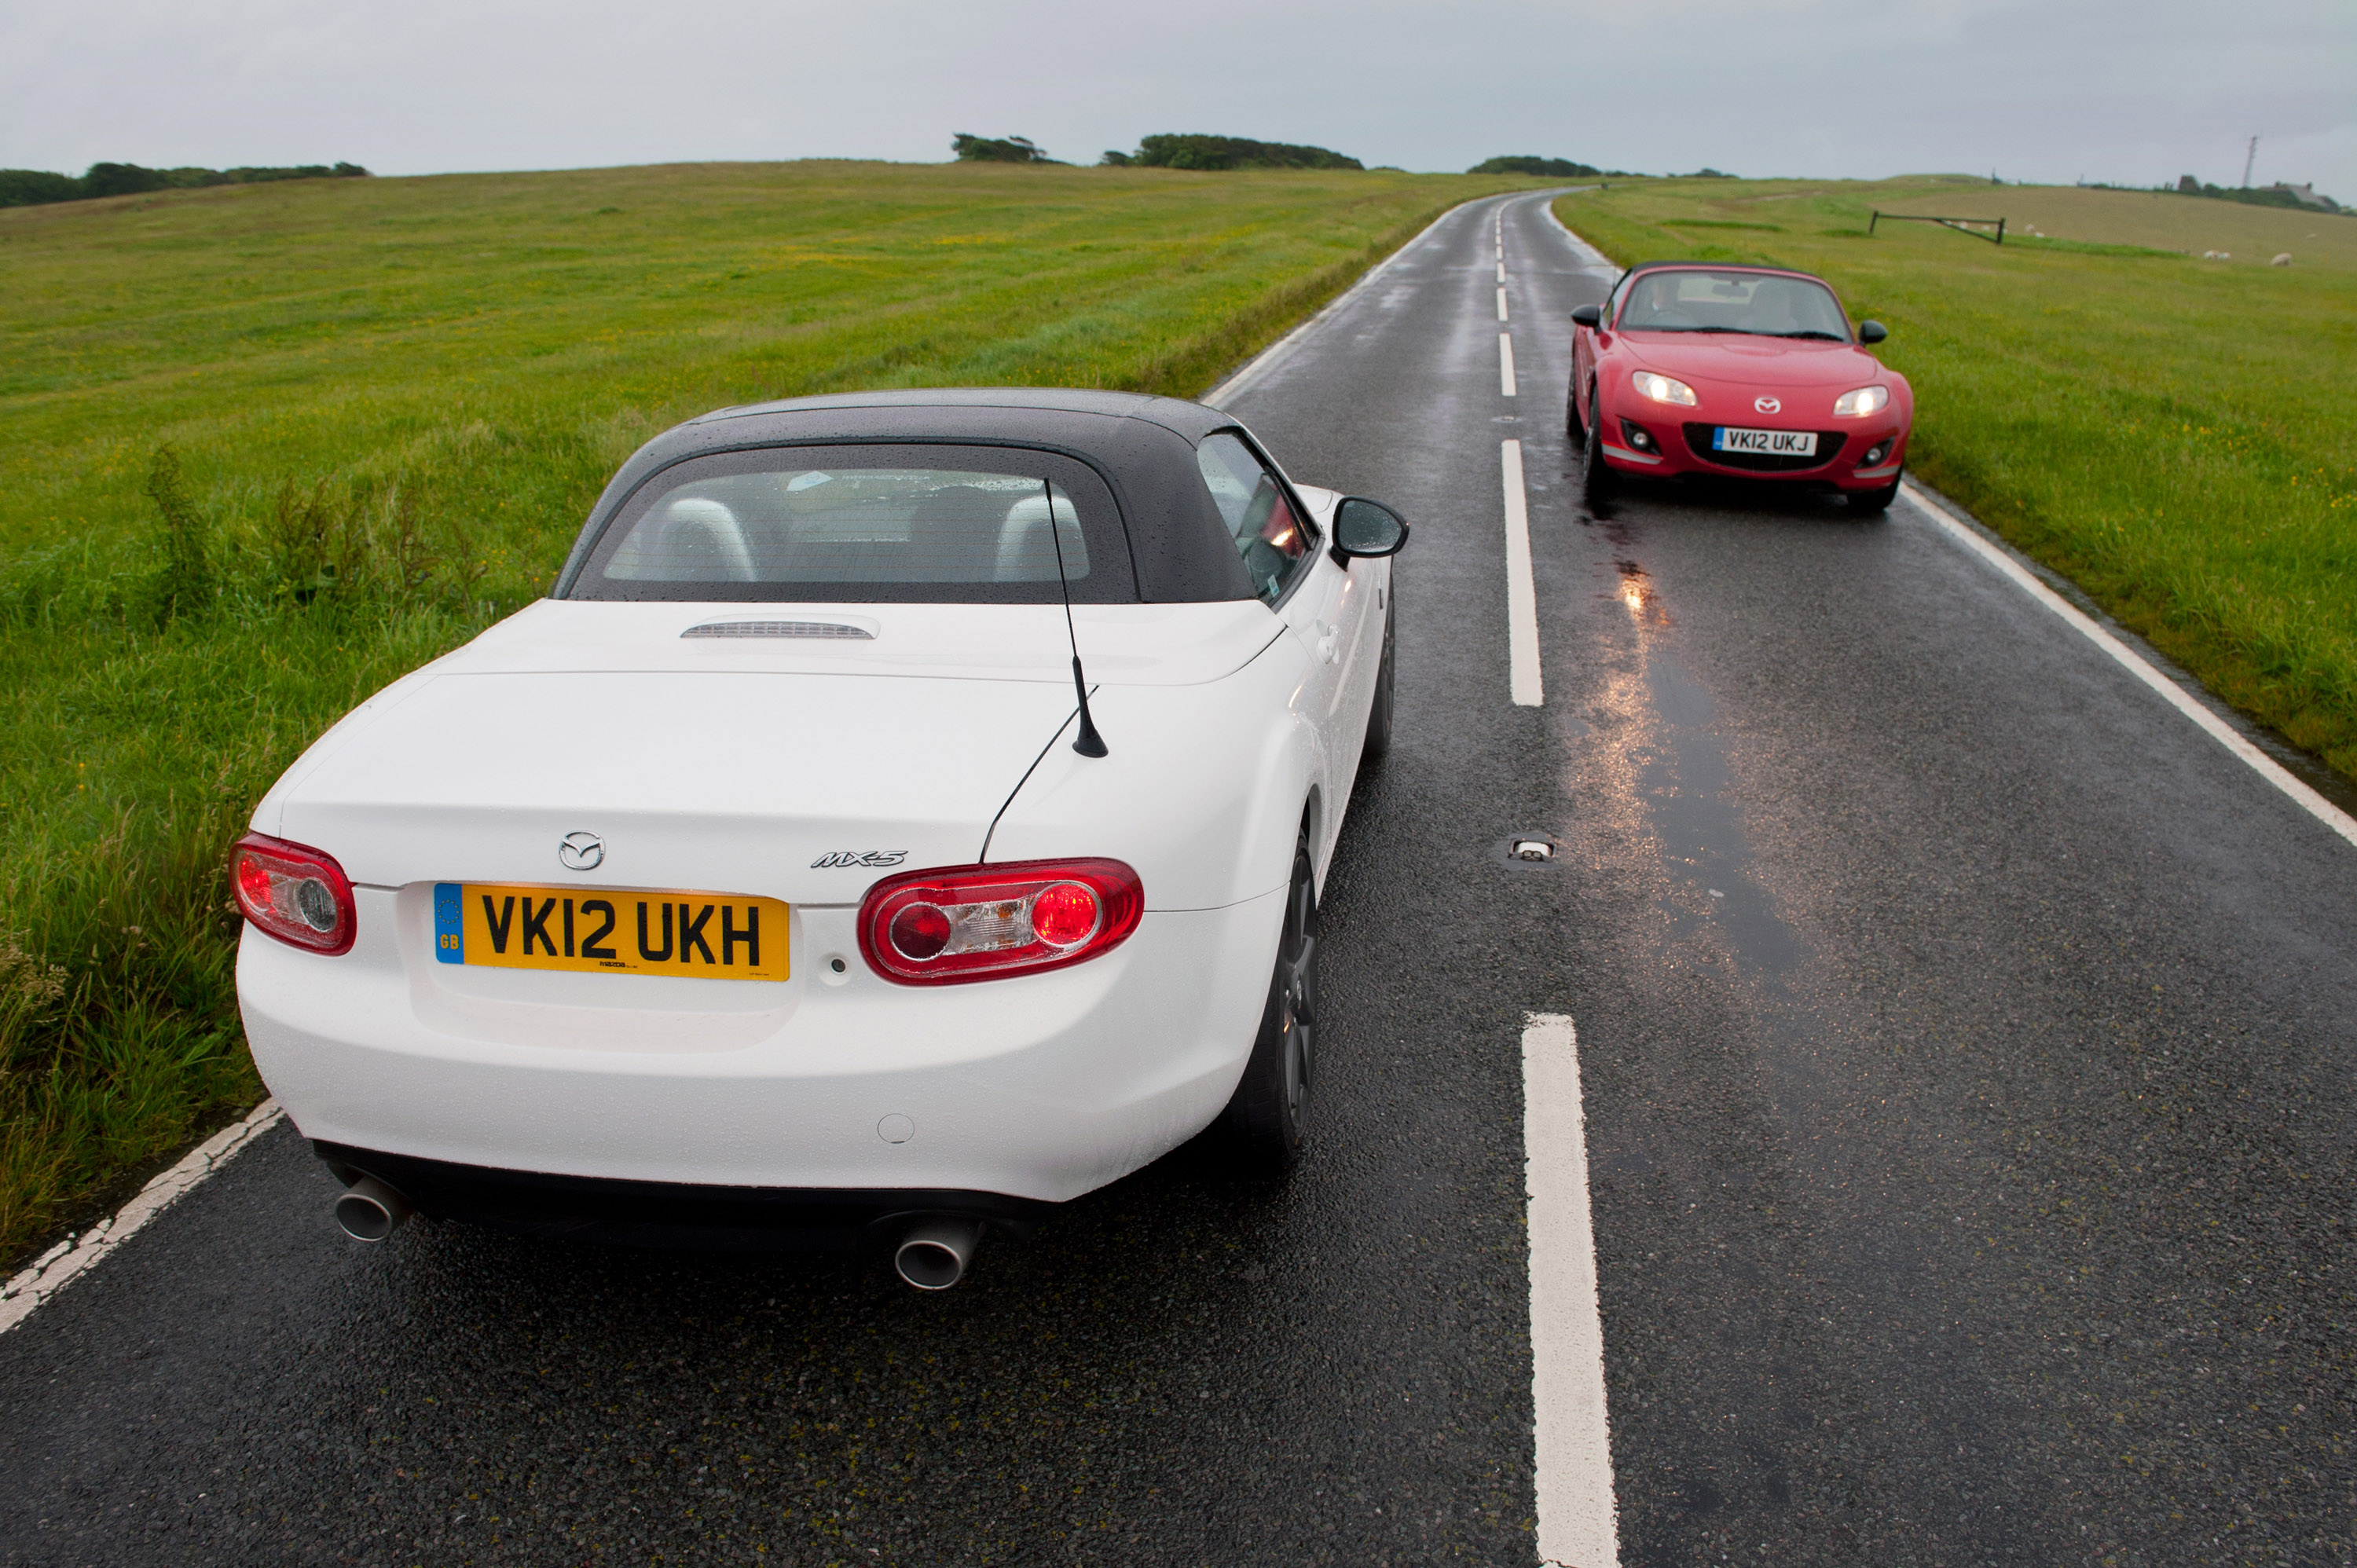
[1714, 427, 1816, 456]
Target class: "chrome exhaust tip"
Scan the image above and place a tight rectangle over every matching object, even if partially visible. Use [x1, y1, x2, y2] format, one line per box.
[893, 1218, 981, 1290]
[332, 1175, 414, 1242]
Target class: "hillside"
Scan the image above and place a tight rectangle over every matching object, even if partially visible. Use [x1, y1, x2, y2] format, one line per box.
[1873, 180, 2356, 266]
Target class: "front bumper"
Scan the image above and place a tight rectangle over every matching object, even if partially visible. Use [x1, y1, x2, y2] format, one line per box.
[241, 883, 1284, 1207]
[1601, 408, 1906, 490]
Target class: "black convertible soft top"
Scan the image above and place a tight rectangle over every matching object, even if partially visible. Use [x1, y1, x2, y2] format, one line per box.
[551, 389, 1267, 603]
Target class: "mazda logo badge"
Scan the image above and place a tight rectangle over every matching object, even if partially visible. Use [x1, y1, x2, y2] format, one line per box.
[558, 831, 604, 871]
[1754, 395, 1781, 415]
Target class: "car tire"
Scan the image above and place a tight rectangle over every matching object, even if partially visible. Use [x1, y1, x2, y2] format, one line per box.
[1565, 374, 1587, 445]
[1579, 390, 1618, 513]
[1852, 470, 1901, 515]
[1360, 588, 1397, 762]
[1221, 833, 1320, 1174]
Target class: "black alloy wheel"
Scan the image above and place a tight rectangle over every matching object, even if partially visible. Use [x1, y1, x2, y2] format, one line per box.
[1360, 588, 1397, 762]
[1222, 834, 1321, 1173]
[1579, 387, 1618, 513]
[1851, 468, 1902, 515]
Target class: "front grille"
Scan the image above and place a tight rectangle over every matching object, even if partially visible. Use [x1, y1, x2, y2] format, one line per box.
[681, 620, 874, 639]
[1682, 425, 1849, 472]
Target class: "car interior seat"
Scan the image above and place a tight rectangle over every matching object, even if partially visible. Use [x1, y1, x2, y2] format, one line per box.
[631, 496, 755, 582]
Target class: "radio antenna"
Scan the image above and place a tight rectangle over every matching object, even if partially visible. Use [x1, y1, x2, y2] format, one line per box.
[1042, 479, 1108, 758]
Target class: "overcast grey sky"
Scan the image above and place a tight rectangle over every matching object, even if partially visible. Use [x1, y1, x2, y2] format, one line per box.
[2, 0, 2350, 197]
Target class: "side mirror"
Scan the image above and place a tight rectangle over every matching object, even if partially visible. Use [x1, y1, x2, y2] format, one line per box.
[1571, 304, 1603, 328]
[1331, 497, 1409, 560]
[1857, 320, 1888, 344]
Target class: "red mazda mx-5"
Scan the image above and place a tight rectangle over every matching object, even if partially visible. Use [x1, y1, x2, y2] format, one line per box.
[1567, 262, 1912, 513]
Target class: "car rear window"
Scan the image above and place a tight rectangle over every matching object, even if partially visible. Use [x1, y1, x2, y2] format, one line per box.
[568, 445, 1136, 603]
[1617, 270, 1850, 340]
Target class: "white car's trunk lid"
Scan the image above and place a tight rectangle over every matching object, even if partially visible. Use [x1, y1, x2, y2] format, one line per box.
[273, 669, 1078, 902]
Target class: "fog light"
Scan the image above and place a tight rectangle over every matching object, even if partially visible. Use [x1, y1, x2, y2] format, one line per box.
[1860, 441, 1891, 467]
[1619, 419, 1659, 453]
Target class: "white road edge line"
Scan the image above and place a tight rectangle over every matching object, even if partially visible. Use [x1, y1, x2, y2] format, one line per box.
[1524, 1012, 1620, 1568]
[1204, 196, 1500, 408]
[1540, 204, 1625, 277]
[1501, 440, 1543, 706]
[1499, 333, 1517, 397]
[1497, 287, 1510, 322]
[0, 1098, 284, 1335]
[1902, 481, 2357, 851]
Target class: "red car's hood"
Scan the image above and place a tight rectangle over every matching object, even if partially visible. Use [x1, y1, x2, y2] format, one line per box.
[1620, 332, 1885, 390]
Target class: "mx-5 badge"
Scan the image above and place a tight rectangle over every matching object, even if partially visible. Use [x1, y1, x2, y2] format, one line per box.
[811, 851, 907, 869]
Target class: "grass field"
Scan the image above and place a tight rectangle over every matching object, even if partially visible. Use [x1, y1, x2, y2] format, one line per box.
[1555, 176, 2357, 792]
[0, 159, 1544, 1266]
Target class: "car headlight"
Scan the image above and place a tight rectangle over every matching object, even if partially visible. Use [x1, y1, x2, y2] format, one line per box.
[1630, 371, 1698, 406]
[1834, 385, 1890, 417]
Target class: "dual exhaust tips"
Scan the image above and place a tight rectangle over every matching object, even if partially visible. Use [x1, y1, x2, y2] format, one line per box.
[330, 1179, 984, 1291]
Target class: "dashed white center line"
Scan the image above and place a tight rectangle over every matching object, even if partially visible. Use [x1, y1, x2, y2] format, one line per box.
[1497, 287, 1509, 322]
[1500, 439, 1541, 705]
[1524, 1012, 1621, 1568]
[1498, 332, 1517, 397]
[1497, 259, 1507, 284]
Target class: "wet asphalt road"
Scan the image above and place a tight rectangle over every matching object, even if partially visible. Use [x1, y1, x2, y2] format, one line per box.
[4, 193, 2354, 1567]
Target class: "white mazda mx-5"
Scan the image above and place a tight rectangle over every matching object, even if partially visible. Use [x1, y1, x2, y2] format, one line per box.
[233, 390, 1407, 1287]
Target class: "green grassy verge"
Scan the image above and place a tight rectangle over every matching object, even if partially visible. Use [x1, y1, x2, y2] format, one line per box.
[0, 159, 1544, 1264]
[1554, 176, 2357, 786]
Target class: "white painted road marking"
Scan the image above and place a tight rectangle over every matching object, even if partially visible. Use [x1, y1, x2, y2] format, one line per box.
[1497, 260, 1507, 284]
[0, 1099, 284, 1335]
[1499, 332, 1517, 396]
[1497, 287, 1510, 321]
[1540, 204, 1622, 277]
[1904, 482, 2357, 851]
[1524, 1013, 1621, 1568]
[1501, 439, 1542, 706]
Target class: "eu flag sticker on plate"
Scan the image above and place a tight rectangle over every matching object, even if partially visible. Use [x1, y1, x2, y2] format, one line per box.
[434, 882, 464, 964]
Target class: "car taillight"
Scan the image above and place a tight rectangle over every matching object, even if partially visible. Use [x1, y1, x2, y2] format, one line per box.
[858, 859, 1142, 985]
[231, 832, 357, 955]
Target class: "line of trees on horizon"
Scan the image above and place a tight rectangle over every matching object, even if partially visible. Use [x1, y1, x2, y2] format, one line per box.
[949, 137, 1713, 181]
[1105, 135, 1362, 170]
[2067, 174, 2346, 213]
[952, 133, 1368, 170]
[0, 161, 370, 210]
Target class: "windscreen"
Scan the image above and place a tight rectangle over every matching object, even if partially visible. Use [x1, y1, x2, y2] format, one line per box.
[569, 445, 1135, 603]
[1616, 270, 1851, 339]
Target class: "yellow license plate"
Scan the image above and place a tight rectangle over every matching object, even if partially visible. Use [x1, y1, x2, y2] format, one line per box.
[434, 882, 789, 981]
